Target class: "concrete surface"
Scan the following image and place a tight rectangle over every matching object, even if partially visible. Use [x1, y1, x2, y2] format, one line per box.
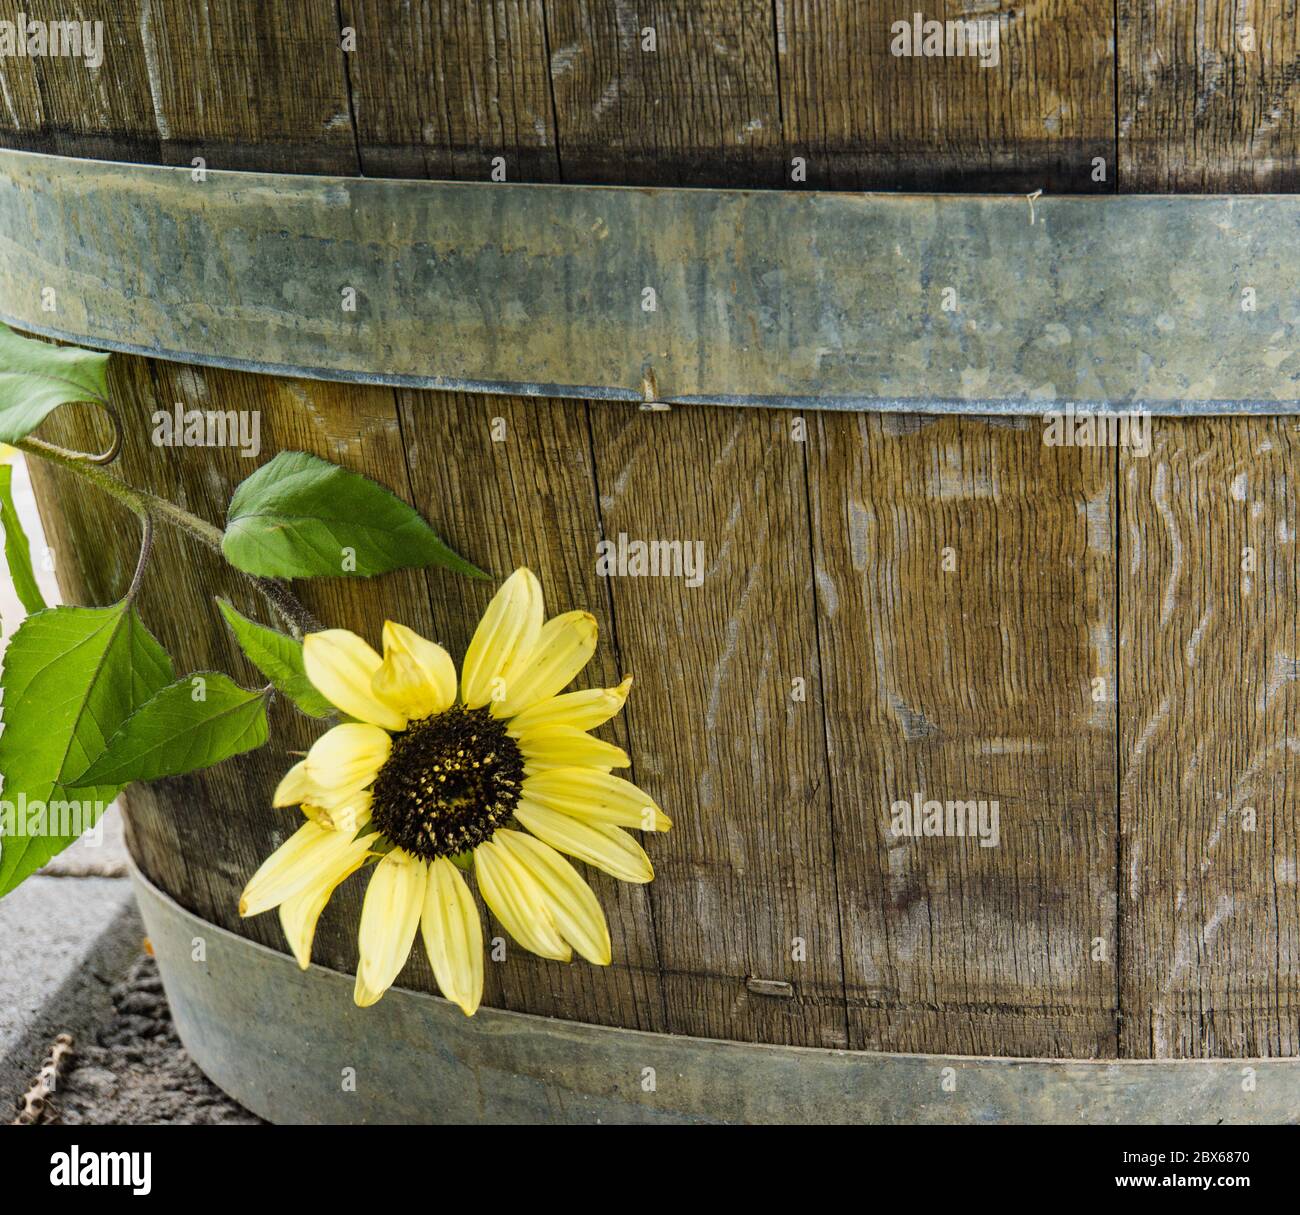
[0, 875, 140, 1110]
[1, 867, 258, 1123]
[0, 801, 132, 1094]
[39, 805, 129, 877]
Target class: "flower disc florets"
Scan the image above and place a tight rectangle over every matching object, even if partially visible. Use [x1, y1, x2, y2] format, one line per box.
[370, 705, 523, 860]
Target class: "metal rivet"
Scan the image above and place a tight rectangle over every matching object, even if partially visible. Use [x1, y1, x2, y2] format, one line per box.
[640, 365, 670, 412]
[745, 977, 795, 998]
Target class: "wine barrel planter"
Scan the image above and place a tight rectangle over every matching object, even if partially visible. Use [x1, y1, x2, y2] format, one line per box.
[5, 2, 1300, 1122]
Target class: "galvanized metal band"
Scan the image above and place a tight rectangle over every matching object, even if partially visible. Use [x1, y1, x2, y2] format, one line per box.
[130, 862, 1300, 1125]
[1, 148, 1298, 414]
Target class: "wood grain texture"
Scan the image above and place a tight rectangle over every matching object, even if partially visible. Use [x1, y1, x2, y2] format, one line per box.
[538, 0, 842, 1049]
[394, 389, 667, 1031]
[340, 0, 560, 181]
[1116, 4, 1300, 1057]
[586, 404, 847, 1048]
[1120, 421, 1300, 1057]
[1119, 0, 1300, 191]
[544, 0, 783, 185]
[0, 0, 357, 172]
[809, 415, 1117, 1056]
[0, 0, 161, 163]
[777, 0, 1117, 192]
[335, 1, 658, 1026]
[539, 0, 1119, 1054]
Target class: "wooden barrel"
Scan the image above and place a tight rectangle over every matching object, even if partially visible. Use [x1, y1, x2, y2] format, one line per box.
[4, 2, 1300, 1117]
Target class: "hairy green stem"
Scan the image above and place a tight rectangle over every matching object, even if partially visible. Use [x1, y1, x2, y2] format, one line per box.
[249, 576, 323, 639]
[18, 436, 323, 638]
[125, 513, 153, 602]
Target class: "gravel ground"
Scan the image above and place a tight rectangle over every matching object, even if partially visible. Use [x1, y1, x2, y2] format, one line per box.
[14, 953, 260, 1126]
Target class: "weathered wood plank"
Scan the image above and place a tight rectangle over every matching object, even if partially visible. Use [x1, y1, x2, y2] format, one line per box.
[8, 0, 403, 988]
[1119, 0, 1300, 191]
[394, 389, 667, 1031]
[586, 403, 848, 1048]
[1116, 2, 1300, 1058]
[544, 0, 783, 184]
[0, 0, 157, 163]
[0, 0, 356, 172]
[777, 0, 1117, 192]
[769, 1, 1122, 1057]
[1119, 420, 1300, 1057]
[0, 11, 45, 148]
[340, 0, 560, 181]
[809, 415, 1118, 1056]
[536, 0, 846, 1048]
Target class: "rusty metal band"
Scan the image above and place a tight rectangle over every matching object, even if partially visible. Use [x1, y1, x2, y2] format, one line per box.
[129, 863, 1299, 1125]
[1, 147, 1299, 414]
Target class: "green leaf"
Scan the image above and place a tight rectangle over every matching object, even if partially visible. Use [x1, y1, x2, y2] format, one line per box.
[0, 602, 173, 896]
[216, 598, 333, 718]
[222, 451, 484, 580]
[0, 323, 110, 444]
[0, 463, 45, 615]
[71, 673, 270, 786]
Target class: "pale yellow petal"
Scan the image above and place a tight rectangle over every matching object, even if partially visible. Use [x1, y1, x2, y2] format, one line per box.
[354, 850, 427, 1007]
[372, 621, 458, 719]
[473, 838, 571, 961]
[493, 611, 597, 718]
[300, 803, 330, 828]
[521, 768, 671, 832]
[304, 779, 376, 814]
[302, 790, 372, 835]
[279, 886, 331, 971]
[241, 822, 372, 917]
[462, 568, 543, 708]
[494, 830, 611, 965]
[278, 834, 373, 968]
[421, 858, 484, 1016]
[303, 629, 407, 731]
[507, 676, 633, 734]
[514, 799, 654, 883]
[272, 759, 315, 808]
[304, 722, 390, 800]
[515, 724, 629, 774]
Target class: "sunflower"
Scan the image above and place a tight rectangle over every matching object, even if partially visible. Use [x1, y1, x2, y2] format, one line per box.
[238, 568, 670, 1015]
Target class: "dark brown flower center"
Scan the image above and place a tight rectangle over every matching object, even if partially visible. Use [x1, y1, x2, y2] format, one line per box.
[370, 705, 523, 861]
